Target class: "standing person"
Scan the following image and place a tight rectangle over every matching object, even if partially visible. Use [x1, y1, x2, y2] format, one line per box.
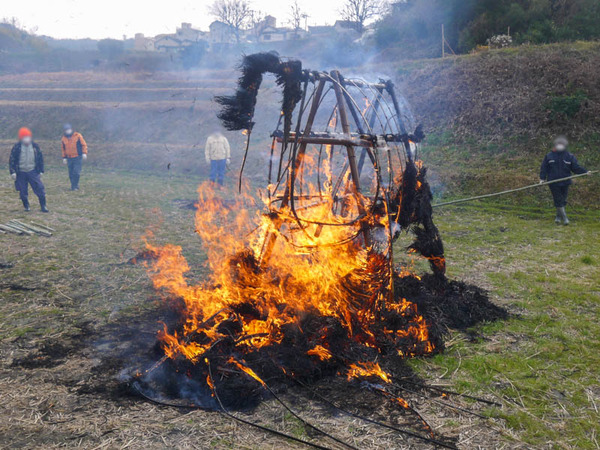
[539, 135, 590, 225]
[8, 128, 49, 213]
[61, 123, 88, 191]
[205, 131, 230, 186]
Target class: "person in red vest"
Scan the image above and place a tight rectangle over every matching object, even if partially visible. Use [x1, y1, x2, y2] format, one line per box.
[61, 123, 88, 191]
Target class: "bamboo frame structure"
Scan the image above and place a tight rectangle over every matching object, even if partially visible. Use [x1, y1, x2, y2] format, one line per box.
[258, 70, 421, 267]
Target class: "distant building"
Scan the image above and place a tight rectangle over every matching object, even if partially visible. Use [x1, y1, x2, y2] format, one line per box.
[134, 33, 154, 51]
[133, 16, 364, 53]
[308, 25, 335, 37]
[334, 20, 361, 33]
[148, 23, 207, 53]
[154, 34, 182, 53]
[175, 22, 206, 43]
[209, 21, 236, 44]
[254, 17, 308, 43]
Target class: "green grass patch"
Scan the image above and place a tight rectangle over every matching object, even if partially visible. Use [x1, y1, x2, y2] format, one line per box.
[408, 201, 600, 447]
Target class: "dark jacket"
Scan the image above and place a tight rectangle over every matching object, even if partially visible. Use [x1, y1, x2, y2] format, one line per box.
[540, 150, 586, 186]
[9, 142, 44, 175]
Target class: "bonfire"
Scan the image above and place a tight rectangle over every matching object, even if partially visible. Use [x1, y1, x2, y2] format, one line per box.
[131, 53, 505, 448]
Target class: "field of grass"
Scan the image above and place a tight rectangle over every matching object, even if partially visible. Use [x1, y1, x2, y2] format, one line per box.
[0, 61, 598, 448]
[0, 161, 598, 448]
[415, 202, 600, 448]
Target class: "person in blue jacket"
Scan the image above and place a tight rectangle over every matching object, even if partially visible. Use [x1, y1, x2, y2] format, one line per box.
[539, 136, 590, 225]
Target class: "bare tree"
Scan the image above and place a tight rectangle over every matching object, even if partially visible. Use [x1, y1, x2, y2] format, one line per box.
[340, 0, 383, 33]
[210, 0, 252, 44]
[289, 1, 304, 31]
[248, 9, 265, 38]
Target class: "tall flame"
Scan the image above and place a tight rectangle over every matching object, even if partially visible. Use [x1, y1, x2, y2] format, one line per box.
[145, 156, 435, 383]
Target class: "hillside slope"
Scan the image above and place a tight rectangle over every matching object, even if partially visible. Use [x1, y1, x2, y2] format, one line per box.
[392, 42, 600, 207]
[397, 41, 600, 140]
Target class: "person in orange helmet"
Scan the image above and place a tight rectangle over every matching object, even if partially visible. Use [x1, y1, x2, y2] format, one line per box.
[8, 127, 49, 212]
[61, 123, 88, 191]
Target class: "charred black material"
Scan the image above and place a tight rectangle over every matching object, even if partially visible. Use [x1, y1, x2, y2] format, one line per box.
[215, 52, 304, 136]
[134, 272, 506, 411]
[408, 166, 446, 275]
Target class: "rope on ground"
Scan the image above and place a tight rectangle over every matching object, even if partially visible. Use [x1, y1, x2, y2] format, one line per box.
[432, 171, 597, 208]
[292, 378, 458, 450]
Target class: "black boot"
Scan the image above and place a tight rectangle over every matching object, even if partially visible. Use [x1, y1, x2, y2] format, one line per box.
[559, 207, 569, 225]
[39, 196, 49, 213]
[22, 198, 30, 212]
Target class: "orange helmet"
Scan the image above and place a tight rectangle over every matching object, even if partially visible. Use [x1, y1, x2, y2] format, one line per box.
[18, 127, 32, 140]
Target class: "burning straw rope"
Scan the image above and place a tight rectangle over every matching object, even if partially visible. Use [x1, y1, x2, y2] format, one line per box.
[433, 171, 597, 208]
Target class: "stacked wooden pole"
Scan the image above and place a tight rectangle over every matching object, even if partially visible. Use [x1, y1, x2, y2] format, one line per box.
[0, 220, 53, 237]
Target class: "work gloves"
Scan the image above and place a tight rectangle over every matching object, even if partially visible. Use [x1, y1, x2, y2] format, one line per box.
[539, 179, 545, 184]
[11, 173, 16, 180]
[226, 158, 231, 168]
[82, 154, 87, 161]
[63, 158, 68, 164]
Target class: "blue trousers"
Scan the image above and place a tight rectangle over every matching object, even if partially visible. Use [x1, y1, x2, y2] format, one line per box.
[67, 156, 83, 189]
[210, 159, 227, 185]
[15, 170, 46, 205]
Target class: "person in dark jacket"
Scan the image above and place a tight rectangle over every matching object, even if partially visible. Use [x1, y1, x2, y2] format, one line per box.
[539, 135, 589, 225]
[8, 127, 49, 213]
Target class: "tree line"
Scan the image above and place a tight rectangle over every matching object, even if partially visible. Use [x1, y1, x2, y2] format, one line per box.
[375, 0, 600, 56]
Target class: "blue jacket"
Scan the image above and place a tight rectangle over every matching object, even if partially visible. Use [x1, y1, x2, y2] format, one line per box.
[9, 142, 44, 175]
[539, 150, 586, 186]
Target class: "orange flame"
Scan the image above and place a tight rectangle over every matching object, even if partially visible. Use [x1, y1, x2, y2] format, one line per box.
[307, 345, 333, 361]
[347, 361, 391, 384]
[145, 153, 435, 374]
[228, 357, 266, 387]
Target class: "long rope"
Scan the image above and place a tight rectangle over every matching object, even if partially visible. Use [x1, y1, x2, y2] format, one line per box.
[206, 360, 335, 450]
[432, 171, 597, 208]
[292, 378, 458, 449]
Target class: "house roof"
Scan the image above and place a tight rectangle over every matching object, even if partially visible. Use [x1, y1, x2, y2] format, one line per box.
[261, 26, 293, 34]
[209, 21, 233, 29]
[334, 20, 360, 28]
[155, 35, 182, 44]
[308, 25, 334, 33]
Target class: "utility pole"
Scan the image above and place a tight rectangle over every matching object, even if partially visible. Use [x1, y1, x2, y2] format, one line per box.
[441, 24, 445, 58]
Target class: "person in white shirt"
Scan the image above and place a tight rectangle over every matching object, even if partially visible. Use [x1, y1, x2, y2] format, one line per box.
[204, 132, 231, 186]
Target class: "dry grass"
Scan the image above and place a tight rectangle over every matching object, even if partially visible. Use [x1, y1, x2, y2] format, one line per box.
[0, 167, 508, 449]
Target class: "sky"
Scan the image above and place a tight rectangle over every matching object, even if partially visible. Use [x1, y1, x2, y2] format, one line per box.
[2, 0, 348, 40]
